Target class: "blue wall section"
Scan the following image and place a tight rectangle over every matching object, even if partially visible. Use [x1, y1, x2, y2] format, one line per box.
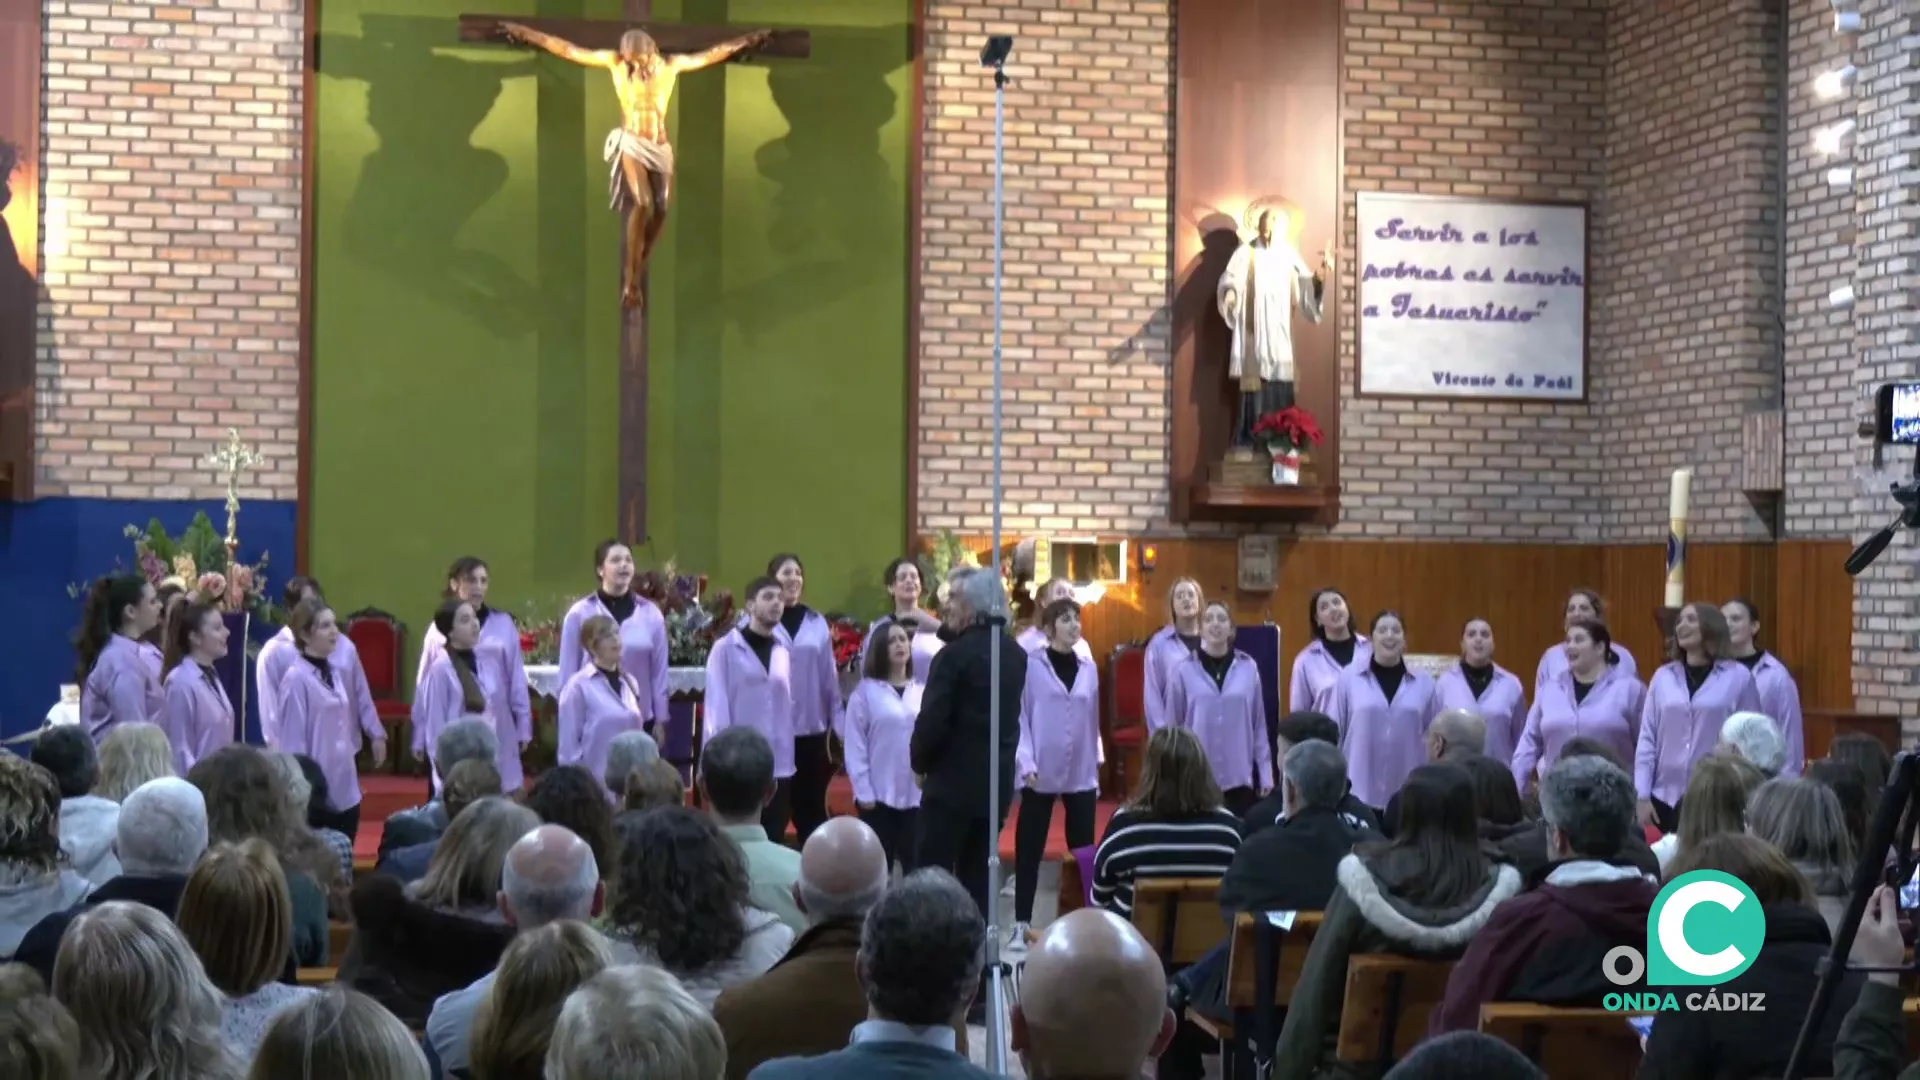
[0, 498, 299, 741]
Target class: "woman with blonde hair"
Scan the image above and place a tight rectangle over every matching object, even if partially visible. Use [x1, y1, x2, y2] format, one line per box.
[1650, 753, 1767, 872]
[185, 745, 332, 966]
[622, 759, 686, 813]
[0, 962, 80, 1080]
[557, 613, 648, 789]
[1747, 777, 1855, 936]
[265, 751, 351, 918]
[1143, 577, 1204, 731]
[250, 986, 429, 1080]
[93, 722, 174, 802]
[50, 900, 242, 1080]
[410, 797, 540, 918]
[469, 921, 614, 1080]
[1089, 727, 1244, 917]
[175, 839, 318, 1057]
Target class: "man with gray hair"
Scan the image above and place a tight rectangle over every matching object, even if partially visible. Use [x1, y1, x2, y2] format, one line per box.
[751, 868, 993, 1080]
[547, 964, 727, 1080]
[426, 824, 604, 1073]
[12, 776, 209, 981]
[378, 716, 501, 857]
[1429, 754, 1657, 1033]
[603, 728, 660, 802]
[1717, 711, 1787, 778]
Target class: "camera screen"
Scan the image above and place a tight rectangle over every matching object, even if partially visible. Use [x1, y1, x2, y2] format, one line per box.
[1893, 383, 1920, 445]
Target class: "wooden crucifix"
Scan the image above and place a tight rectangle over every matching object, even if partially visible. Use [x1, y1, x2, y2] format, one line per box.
[458, 11, 810, 544]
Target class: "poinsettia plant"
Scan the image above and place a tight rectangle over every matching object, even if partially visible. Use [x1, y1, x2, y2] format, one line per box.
[1252, 405, 1325, 456]
[517, 603, 565, 665]
[829, 617, 866, 672]
[633, 561, 735, 666]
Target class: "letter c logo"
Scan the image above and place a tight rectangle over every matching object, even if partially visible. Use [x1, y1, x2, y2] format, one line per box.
[1645, 871, 1766, 986]
[1658, 880, 1747, 979]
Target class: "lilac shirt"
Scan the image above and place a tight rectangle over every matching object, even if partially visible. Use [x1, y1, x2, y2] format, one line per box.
[1329, 663, 1439, 810]
[859, 615, 945, 687]
[1015, 626, 1093, 662]
[557, 665, 646, 786]
[413, 647, 531, 792]
[161, 662, 235, 774]
[704, 628, 796, 779]
[278, 655, 385, 812]
[1166, 651, 1274, 795]
[558, 594, 670, 726]
[256, 629, 379, 749]
[844, 678, 923, 810]
[1433, 663, 1528, 767]
[81, 635, 165, 742]
[1287, 635, 1370, 714]
[769, 609, 842, 739]
[1017, 650, 1102, 796]
[137, 641, 164, 679]
[1537, 641, 1638, 690]
[1635, 659, 1762, 805]
[1510, 667, 1643, 790]
[418, 609, 532, 738]
[1143, 625, 1198, 732]
[1749, 652, 1806, 777]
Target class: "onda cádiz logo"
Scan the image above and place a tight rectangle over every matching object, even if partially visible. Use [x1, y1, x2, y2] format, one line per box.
[1602, 870, 1769, 1013]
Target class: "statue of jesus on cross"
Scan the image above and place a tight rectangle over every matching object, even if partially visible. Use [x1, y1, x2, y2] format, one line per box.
[495, 22, 774, 309]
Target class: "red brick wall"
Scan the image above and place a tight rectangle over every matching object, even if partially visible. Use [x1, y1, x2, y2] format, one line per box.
[32, 0, 302, 500]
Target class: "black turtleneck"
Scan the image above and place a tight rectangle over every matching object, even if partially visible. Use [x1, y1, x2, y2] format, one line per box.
[1371, 659, 1406, 703]
[1684, 661, 1714, 697]
[1460, 660, 1494, 701]
[198, 662, 220, 689]
[1176, 630, 1201, 653]
[596, 663, 625, 698]
[1572, 676, 1595, 705]
[300, 651, 334, 689]
[1735, 651, 1763, 671]
[781, 603, 809, 640]
[1046, 647, 1079, 691]
[1324, 636, 1357, 668]
[599, 590, 636, 624]
[1200, 648, 1233, 690]
[742, 626, 776, 672]
[471, 604, 493, 626]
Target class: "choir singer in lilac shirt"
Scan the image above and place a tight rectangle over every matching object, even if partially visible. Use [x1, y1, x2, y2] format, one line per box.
[256, 575, 380, 750]
[858, 557, 945, 685]
[76, 574, 166, 742]
[556, 541, 671, 734]
[1288, 587, 1369, 714]
[414, 598, 531, 793]
[1329, 610, 1439, 812]
[1143, 577, 1204, 732]
[1012, 598, 1102, 938]
[844, 619, 924, 872]
[705, 575, 798, 840]
[1166, 602, 1273, 816]
[1722, 598, 1805, 777]
[557, 613, 647, 793]
[1434, 618, 1527, 767]
[1510, 619, 1643, 794]
[414, 556, 534, 745]
[160, 600, 236, 775]
[1634, 602, 1762, 831]
[1015, 578, 1093, 661]
[764, 553, 844, 845]
[276, 597, 388, 838]
[1536, 589, 1638, 689]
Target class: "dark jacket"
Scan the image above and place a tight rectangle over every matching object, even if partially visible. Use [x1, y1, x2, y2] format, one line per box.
[377, 801, 449, 860]
[750, 1039, 995, 1080]
[1498, 818, 1660, 881]
[1834, 979, 1920, 1080]
[12, 874, 188, 983]
[1221, 804, 1375, 915]
[1241, 791, 1380, 841]
[1429, 861, 1658, 1035]
[1640, 902, 1865, 1080]
[376, 840, 437, 885]
[910, 624, 1027, 818]
[340, 873, 513, 1028]
[1273, 852, 1522, 1080]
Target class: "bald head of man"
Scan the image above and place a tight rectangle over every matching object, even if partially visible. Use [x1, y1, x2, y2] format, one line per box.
[1012, 910, 1175, 1079]
[793, 815, 890, 924]
[499, 824, 604, 929]
[1426, 708, 1486, 763]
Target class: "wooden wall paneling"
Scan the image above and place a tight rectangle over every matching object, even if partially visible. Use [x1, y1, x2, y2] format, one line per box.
[1595, 543, 1778, 679]
[1773, 540, 1856, 712]
[0, 0, 41, 500]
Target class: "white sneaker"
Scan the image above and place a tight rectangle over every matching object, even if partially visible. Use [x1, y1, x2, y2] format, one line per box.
[1004, 922, 1031, 955]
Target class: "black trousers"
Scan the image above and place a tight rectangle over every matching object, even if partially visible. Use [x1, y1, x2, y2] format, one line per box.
[860, 804, 920, 872]
[790, 733, 832, 844]
[761, 778, 794, 842]
[1653, 797, 1681, 836]
[313, 802, 361, 842]
[1013, 788, 1098, 923]
[1221, 786, 1259, 817]
[916, 799, 1008, 926]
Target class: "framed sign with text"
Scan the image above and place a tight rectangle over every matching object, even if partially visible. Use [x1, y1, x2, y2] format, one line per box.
[1355, 193, 1588, 402]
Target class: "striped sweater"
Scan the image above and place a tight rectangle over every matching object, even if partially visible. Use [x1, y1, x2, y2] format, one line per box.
[1089, 806, 1244, 917]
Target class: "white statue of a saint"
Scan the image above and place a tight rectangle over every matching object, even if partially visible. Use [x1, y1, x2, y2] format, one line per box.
[1216, 205, 1332, 445]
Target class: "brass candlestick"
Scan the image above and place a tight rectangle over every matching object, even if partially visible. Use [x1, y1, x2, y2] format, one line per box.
[204, 428, 263, 556]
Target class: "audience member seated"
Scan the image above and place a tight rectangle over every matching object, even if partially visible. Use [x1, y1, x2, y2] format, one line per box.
[1647, 753, 1764, 873]
[1273, 762, 1522, 1079]
[545, 964, 726, 1080]
[343, 796, 535, 1027]
[0, 755, 91, 960]
[265, 750, 352, 920]
[1639, 833, 1864, 1078]
[750, 868, 991, 1080]
[14, 777, 208, 981]
[701, 728, 805, 933]
[292, 753, 355, 881]
[604, 806, 795, 1006]
[93, 722, 174, 802]
[469, 920, 613, 1080]
[524, 765, 615, 880]
[603, 729, 660, 805]
[1806, 757, 1871, 858]
[716, 817, 929, 1079]
[1831, 883, 1915, 1080]
[50, 900, 243, 1080]
[1496, 741, 1660, 879]
[1746, 776, 1854, 936]
[1717, 710, 1787, 778]
[30, 726, 121, 885]
[0, 963, 80, 1080]
[1090, 727, 1244, 917]
[1382, 1032, 1545, 1080]
[426, 824, 606, 1077]
[378, 758, 502, 884]
[1012, 909, 1178, 1080]
[176, 839, 319, 1057]
[1430, 755, 1656, 1033]
[624, 758, 688, 812]
[1828, 732, 1893, 815]
[380, 717, 499, 859]
[1383, 709, 1486, 836]
[1241, 711, 1381, 839]
[186, 745, 332, 966]
[251, 986, 431, 1080]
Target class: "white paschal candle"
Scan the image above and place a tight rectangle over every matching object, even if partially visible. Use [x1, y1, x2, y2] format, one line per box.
[1665, 468, 1692, 607]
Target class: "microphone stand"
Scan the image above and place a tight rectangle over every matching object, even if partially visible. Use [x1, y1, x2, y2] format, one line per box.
[983, 53, 1013, 1078]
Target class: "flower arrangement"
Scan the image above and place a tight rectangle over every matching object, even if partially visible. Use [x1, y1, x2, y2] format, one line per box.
[917, 530, 980, 607]
[1252, 405, 1325, 456]
[71, 513, 273, 619]
[517, 603, 564, 666]
[635, 562, 735, 667]
[829, 617, 866, 672]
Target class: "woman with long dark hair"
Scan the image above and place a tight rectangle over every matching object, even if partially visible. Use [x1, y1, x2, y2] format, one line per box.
[761, 553, 841, 844]
[1634, 602, 1761, 831]
[139, 582, 186, 679]
[416, 556, 532, 757]
[414, 598, 527, 795]
[1435, 617, 1526, 767]
[1143, 577, 1204, 732]
[1287, 586, 1369, 713]
[556, 541, 669, 740]
[1328, 610, 1439, 813]
[76, 574, 165, 742]
[1164, 601, 1270, 815]
[1089, 727, 1244, 917]
[1011, 598, 1102, 944]
[1511, 618, 1643, 795]
[1721, 597, 1805, 776]
[1536, 589, 1638, 689]
[276, 598, 388, 839]
[858, 557, 945, 683]
[160, 600, 235, 775]
[844, 618, 922, 871]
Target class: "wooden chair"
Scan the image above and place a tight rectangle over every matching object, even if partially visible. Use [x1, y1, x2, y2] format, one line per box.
[1332, 955, 1456, 1070]
[1129, 878, 1228, 973]
[1105, 643, 1148, 797]
[328, 921, 352, 962]
[343, 608, 411, 773]
[1479, 1004, 1650, 1080]
[1186, 910, 1325, 1073]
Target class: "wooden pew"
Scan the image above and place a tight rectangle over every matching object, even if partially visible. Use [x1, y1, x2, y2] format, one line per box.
[328, 921, 352, 962]
[296, 967, 336, 987]
[1333, 955, 1455, 1070]
[1129, 878, 1229, 973]
[1186, 910, 1324, 1071]
[1479, 1004, 1651, 1080]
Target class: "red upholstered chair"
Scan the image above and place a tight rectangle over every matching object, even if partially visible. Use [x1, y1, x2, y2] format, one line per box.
[343, 608, 410, 773]
[1105, 642, 1149, 798]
